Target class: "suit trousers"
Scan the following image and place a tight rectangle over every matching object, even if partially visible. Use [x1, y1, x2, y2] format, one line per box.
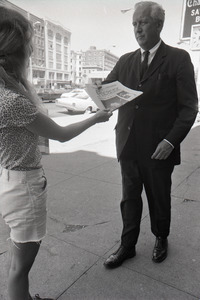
[119, 159, 174, 248]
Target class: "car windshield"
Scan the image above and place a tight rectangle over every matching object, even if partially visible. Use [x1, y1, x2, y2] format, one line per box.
[76, 93, 89, 100]
[72, 89, 83, 92]
[71, 93, 79, 97]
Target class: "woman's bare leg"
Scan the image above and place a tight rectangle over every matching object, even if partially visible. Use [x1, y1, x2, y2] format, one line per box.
[8, 241, 40, 300]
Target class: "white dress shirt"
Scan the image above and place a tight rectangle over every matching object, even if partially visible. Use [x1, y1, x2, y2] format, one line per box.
[140, 39, 162, 65]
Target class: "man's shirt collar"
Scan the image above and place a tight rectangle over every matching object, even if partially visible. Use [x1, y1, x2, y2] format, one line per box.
[140, 40, 162, 64]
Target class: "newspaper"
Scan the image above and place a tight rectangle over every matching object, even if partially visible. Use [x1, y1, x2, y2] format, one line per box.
[85, 81, 143, 111]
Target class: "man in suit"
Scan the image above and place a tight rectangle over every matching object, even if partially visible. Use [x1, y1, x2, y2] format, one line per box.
[103, 1, 198, 268]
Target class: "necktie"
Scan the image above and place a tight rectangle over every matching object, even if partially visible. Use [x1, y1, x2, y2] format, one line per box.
[140, 50, 150, 79]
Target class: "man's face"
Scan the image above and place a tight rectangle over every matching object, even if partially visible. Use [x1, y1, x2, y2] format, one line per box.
[132, 6, 161, 50]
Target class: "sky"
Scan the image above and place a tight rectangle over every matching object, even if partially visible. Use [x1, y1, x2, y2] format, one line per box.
[9, 0, 186, 57]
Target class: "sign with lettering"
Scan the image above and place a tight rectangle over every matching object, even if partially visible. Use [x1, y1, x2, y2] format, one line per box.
[181, 0, 200, 39]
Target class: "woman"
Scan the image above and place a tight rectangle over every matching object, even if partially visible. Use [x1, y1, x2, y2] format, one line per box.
[0, 6, 112, 300]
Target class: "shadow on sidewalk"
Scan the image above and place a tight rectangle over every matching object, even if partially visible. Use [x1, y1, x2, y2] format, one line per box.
[1, 125, 200, 299]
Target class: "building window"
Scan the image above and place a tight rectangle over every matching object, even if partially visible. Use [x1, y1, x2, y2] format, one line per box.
[48, 51, 53, 60]
[57, 73, 62, 80]
[56, 33, 62, 43]
[64, 47, 68, 55]
[56, 53, 62, 62]
[49, 72, 54, 79]
[48, 41, 53, 50]
[56, 63, 62, 69]
[49, 61, 53, 69]
[56, 44, 61, 52]
[64, 36, 68, 45]
[48, 29, 53, 39]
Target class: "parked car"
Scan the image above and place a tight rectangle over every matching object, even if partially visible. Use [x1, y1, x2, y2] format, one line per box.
[55, 91, 98, 113]
[37, 88, 67, 102]
[59, 88, 84, 98]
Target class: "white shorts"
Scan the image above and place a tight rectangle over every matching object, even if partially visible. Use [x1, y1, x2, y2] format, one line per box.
[0, 167, 47, 243]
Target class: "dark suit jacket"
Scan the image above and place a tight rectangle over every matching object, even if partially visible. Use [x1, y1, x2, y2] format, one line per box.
[104, 41, 198, 167]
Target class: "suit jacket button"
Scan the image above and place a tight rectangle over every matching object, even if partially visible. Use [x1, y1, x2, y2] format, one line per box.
[135, 105, 139, 109]
[138, 84, 142, 87]
[128, 126, 131, 130]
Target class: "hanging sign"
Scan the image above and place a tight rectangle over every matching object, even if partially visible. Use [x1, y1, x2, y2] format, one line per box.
[181, 0, 200, 39]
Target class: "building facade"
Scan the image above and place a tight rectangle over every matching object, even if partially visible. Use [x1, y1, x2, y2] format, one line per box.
[1, 0, 71, 89]
[0, 2, 119, 88]
[82, 46, 119, 71]
[29, 15, 46, 88]
[45, 19, 71, 89]
[70, 50, 83, 87]
[82, 65, 103, 85]
[80, 46, 119, 85]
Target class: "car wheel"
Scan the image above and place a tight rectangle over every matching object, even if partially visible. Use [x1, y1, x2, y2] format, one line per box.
[85, 107, 92, 114]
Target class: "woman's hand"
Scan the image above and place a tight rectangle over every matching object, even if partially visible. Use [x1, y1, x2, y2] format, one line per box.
[94, 110, 113, 123]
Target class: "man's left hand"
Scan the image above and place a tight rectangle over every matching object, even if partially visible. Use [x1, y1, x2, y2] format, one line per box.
[151, 140, 174, 160]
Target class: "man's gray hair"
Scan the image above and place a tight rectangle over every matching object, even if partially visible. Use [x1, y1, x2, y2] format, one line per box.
[134, 1, 165, 24]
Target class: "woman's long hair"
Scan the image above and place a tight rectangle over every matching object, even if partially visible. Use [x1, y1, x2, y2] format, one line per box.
[0, 6, 44, 111]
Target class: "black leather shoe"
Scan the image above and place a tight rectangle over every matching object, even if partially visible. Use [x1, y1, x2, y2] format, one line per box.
[104, 245, 136, 269]
[152, 237, 168, 263]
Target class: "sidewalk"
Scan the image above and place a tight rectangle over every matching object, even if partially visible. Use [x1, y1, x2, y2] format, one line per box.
[0, 115, 200, 299]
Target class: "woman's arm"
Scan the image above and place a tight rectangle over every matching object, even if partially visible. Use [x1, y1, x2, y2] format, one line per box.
[26, 110, 112, 142]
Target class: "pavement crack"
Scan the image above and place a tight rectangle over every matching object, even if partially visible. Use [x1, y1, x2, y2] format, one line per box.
[62, 224, 89, 233]
[183, 198, 198, 203]
[125, 266, 200, 300]
[49, 216, 111, 234]
[172, 165, 200, 192]
[62, 221, 111, 232]
[93, 221, 110, 225]
[57, 256, 102, 299]
[49, 216, 89, 233]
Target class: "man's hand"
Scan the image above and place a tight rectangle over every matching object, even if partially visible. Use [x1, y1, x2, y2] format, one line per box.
[95, 80, 102, 89]
[151, 140, 174, 160]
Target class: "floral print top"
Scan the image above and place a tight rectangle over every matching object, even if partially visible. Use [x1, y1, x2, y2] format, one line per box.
[0, 87, 42, 170]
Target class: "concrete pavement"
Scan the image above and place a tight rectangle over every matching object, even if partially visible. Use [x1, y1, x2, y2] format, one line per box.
[0, 112, 200, 299]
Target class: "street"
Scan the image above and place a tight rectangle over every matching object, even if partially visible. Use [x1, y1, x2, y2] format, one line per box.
[2, 101, 200, 300]
[43, 101, 118, 158]
[43, 101, 199, 158]
[1, 103, 200, 300]
[44, 101, 69, 118]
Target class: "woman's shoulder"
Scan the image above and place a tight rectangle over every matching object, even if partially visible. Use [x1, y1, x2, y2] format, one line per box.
[0, 86, 30, 106]
[0, 86, 37, 120]
[0, 86, 38, 127]
[0, 86, 24, 101]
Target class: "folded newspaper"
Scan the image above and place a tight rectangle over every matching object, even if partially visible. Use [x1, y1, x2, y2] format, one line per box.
[85, 81, 143, 111]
